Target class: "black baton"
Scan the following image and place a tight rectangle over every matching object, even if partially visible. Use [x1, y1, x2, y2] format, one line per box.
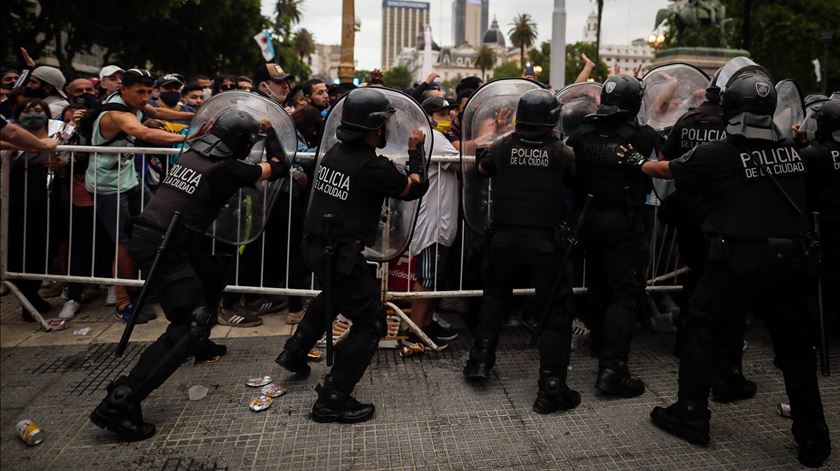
[813, 211, 830, 377]
[322, 214, 336, 366]
[531, 194, 594, 346]
[115, 212, 181, 357]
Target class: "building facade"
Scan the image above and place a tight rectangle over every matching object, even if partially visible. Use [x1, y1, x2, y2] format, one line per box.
[310, 44, 342, 83]
[381, 0, 430, 70]
[583, 11, 654, 75]
[452, 0, 489, 47]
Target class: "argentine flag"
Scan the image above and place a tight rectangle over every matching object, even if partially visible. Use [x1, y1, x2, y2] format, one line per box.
[254, 29, 276, 61]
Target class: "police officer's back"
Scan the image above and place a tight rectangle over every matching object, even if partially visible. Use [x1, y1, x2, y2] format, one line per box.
[463, 89, 581, 415]
[631, 70, 832, 468]
[565, 74, 661, 398]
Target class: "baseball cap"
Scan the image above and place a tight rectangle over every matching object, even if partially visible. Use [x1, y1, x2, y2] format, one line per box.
[99, 65, 124, 80]
[254, 63, 293, 84]
[421, 96, 455, 115]
[156, 74, 184, 88]
[31, 66, 67, 98]
[122, 68, 156, 86]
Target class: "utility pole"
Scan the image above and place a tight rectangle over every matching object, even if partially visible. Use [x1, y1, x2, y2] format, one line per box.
[338, 0, 355, 84]
[550, 0, 566, 88]
[821, 25, 832, 95]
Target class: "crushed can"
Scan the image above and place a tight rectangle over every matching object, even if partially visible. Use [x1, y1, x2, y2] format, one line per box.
[249, 395, 273, 412]
[16, 420, 44, 446]
[261, 384, 288, 398]
[778, 402, 792, 419]
[245, 376, 272, 387]
[399, 342, 425, 358]
[47, 319, 69, 331]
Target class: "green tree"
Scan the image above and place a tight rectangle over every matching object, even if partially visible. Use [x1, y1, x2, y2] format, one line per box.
[474, 45, 497, 81]
[526, 41, 551, 84]
[292, 28, 316, 60]
[383, 65, 413, 89]
[508, 13, 538, 72]
[565, 42, 609, 84]
[274, 0, 304, 40]
[356, 69, 372, 84]
[491, 61, 521, 80]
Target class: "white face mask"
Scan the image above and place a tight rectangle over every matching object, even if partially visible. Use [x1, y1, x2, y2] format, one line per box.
[202, 88, 212, 100]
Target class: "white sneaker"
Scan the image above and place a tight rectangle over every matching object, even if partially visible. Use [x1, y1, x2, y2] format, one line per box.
[58, 300, 81, 320]
[105, 286, 117, 306]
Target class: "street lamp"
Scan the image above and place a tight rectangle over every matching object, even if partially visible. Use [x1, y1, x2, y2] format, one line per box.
[647, 33, 665, 50]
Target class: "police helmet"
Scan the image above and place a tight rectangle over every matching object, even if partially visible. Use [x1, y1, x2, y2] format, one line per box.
[815, 99, 840, 143]
[516, 89, 561, 129]
[190, 109, 261, 159]
[804, 93, 829, 111]
[336, 88, 395, 143]
[597, 74, 645, 117]
[720, 70, 777, 120]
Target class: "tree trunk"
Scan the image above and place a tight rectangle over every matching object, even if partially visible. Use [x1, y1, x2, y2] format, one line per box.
[520, 44, 525, 70]
[595, 0, 603, 80]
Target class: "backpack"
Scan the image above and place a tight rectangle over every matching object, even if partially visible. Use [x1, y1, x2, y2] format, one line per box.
[78, 99, 132, 145]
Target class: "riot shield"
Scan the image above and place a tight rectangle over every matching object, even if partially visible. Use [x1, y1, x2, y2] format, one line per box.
[180, 91, 297, 244]
[714, 56, 772, 92]
[798, 95, 829, 143]
[310, 88, 433, 262]
[638, 63, 709, 131]
[461, 78, 544, 234]
[774, 80, 804, 144]
[555, 82, 602, 140]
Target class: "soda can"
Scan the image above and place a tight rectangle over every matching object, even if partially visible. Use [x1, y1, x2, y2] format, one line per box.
[16, 420, 44, 446]
[249, 395, 273, 412]
[245, 376, 272, 387]
[261, 384, 288, 398]
[778, 402, 792, 418]
[399, 342, 425, 358]
[47, 319, 69, 331]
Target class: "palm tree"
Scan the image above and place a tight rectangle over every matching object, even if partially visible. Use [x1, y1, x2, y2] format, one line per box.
[508, 13, 538, 71]
[292, 28, 316, 60]
[474, 45, 497, 81]
[275, 0, 304, 39]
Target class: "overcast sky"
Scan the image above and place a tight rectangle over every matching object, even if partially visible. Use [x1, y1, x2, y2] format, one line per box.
[260, 0, 670, 70]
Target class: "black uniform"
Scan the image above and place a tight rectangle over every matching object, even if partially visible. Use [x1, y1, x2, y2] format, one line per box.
[665, 135, 828, 446]
[281, 141, 423, 395]
[472, 132, 575, 372]
[567, 114, 660, 386]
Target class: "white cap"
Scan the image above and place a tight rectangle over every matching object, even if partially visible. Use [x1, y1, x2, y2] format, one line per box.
[99, 65, 125, 80]
[31, 66, 67, 98]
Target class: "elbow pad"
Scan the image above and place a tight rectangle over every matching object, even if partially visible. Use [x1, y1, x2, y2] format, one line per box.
[402, 178, 429, 201]
[268, 159, 289, 181]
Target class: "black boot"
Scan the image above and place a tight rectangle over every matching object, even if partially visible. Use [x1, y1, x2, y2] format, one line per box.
[310, 377, 375, 424]
[711, 368, 757, 403]
[89, 377, 156, 441]
[795, 427, 832, 468]
[463, 338, 496, 383]
[596, 361, 645, 398]
[194, 340, 228, 364]
[532, 370, 581, 414]
[275, 332, 312, 377]
[650, 401, 710, 446]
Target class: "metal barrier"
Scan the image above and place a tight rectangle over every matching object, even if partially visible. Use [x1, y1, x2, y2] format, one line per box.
[1, 145, 686, 333]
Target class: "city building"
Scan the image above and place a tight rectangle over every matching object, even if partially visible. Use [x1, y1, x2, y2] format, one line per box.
[452, 0, 489, 47]
[583, 11, 654, 74]
[310, 44, 342, 83]
[381, 0, 430, 70]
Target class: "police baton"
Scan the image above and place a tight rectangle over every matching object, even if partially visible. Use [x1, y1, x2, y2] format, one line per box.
[531, 194, 594, 346]
[322, 213, 336, 366]
[812, 211, 830, 377]
[115, 212, 181, 357]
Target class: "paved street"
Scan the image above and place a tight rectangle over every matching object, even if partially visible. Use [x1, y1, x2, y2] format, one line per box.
[1, 291, 838, 470]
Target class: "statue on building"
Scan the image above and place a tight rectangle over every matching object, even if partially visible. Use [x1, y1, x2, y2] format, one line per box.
[654, 0, 734, 45]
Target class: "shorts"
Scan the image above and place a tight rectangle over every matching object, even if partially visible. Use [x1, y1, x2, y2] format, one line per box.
[416, 244, 449, 290]
[95, 185, 148, 245]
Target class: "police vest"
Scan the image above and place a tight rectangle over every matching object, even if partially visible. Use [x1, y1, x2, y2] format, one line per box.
[707, 138, 809, 239]
[142, 149, 229, 230]
[667, 104, 726, 158]
[304, 142, 381, 245]
[573, 120, 648, 208]
[491, 134, 570, 229]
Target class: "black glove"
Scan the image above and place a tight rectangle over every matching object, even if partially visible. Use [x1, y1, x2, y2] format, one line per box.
[619, 148, 648, 168]
[407, 147, 426, 180]
[264, 127, 285, 161]
[268, 158, 288, 181]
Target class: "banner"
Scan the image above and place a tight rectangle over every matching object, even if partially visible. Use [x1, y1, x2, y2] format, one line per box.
[253, 29, 276, 62]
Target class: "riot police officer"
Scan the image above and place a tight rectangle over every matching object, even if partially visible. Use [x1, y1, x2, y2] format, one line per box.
[659, 80, 757, 403]
[89, 110, 289, 440]
[801, 99, 840, 333]
[625, 70, 831, 468]
[462, 89, 580, 414]
[274, 88, 428, 423]
[566, 74, 661, 398]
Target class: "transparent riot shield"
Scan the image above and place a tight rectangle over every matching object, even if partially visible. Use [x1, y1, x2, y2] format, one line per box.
[774, 80, 804, 144]
[179, 91, 297, 244]
[310, 88, 433, 262]
[461, 78, 544, 234]
[714, 56, 772, 92]
[638, 63, 709, 131]
[555, 82, 602, 140]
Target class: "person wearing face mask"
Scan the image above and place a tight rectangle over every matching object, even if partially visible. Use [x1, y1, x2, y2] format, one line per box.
[188, 75, 213, 101]
[25, 66, 69, 118]
[180, 83, 205, 108]
[5, 99, 59, 321]
[252, 63, 293, 107]
[150, 74, 193, 126]
[65, 78, 99, 120]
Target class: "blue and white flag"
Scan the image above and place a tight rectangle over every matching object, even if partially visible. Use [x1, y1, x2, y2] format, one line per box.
[254, 29, 276, 61]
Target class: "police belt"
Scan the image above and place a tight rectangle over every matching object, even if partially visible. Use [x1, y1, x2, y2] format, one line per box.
[132, 216, 209, 249]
